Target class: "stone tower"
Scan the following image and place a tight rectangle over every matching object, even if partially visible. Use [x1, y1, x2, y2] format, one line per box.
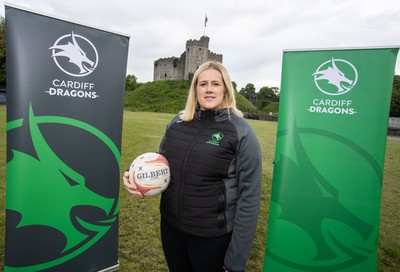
[153, 36, 222, 81]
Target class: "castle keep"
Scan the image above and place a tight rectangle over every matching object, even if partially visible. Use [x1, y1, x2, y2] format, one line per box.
[153, 36, 222, 81]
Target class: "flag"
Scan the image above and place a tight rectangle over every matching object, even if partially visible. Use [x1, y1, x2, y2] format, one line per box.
[204, 14, 208, 27]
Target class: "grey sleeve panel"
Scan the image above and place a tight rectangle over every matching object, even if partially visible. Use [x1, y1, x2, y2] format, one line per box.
[224, 115, 262, 272]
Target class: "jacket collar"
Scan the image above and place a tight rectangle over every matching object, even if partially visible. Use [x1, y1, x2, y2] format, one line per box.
[195, 108, 231, 122]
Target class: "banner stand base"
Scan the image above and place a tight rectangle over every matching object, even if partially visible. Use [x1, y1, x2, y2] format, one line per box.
[97, 262, 120, 272]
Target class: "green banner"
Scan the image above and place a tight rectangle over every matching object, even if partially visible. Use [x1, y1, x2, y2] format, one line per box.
[263, 47, 398, 272]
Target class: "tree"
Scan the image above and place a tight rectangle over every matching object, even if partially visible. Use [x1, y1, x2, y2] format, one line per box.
[390, 75, 400, 117]
[0, 16, 6, 89]
[239, 83, 255, 99]
[232, 81, 238, 92]
[258, 86, 279, 102]
[125, 74, 138, 92]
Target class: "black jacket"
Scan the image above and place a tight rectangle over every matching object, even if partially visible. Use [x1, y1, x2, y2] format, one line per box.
[159, 108, 262, 271]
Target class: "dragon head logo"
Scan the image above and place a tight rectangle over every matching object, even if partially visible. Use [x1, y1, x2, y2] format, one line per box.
[5, 105, 119, 270]
[50, 31, 98, 77]
[206, 132, 224, 146]
[212, 132, 224, 141]
[266, 125, 380, 271]
[313, 58, 358, 96]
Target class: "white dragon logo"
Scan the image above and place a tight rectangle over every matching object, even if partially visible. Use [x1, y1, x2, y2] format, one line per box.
[50, 31, 98, 77]
[313, 58, 358, 96]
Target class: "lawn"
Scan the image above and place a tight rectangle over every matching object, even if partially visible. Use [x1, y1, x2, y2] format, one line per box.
[0, 105, 399, 271]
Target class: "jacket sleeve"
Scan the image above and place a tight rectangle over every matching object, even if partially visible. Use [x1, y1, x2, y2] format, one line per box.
[224, 118, 262, 272]
[158, 114, 180, 155]
[158, 133, 167, 155]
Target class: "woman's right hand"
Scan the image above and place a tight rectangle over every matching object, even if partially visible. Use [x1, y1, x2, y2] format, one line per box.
[122, 170, 143, 197]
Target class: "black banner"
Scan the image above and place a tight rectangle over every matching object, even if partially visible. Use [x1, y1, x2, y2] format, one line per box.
[5, 4, 129, 271]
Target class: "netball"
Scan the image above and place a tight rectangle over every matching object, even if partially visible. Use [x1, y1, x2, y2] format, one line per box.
[128, 152, 170, 197]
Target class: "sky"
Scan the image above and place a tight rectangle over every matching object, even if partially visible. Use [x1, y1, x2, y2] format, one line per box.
[1, 0, 400, 91]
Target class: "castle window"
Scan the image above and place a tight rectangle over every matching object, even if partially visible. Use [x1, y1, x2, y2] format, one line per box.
[187, 48, 190, 52]
[165, 73, 167, 79]
[199, 48, 202, 51]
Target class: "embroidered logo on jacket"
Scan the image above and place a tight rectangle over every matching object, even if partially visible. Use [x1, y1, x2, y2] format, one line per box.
[206, 132, 224, 146]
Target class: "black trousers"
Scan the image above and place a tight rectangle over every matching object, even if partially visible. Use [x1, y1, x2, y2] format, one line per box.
[161, 219, 232, 272]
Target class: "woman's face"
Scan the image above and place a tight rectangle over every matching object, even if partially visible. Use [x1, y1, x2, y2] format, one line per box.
[196, 68, 225, 111]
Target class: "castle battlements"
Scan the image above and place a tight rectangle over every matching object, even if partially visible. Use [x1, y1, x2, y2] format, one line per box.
[186, 36, 210, 48]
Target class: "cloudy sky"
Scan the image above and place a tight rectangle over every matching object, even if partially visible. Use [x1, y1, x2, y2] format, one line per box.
[1, 0, 400, 91]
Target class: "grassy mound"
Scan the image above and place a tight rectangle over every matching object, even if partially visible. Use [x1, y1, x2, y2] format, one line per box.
[124, 80, 257, 114]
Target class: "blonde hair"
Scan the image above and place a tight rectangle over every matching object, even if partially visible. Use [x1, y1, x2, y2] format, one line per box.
[179, 61, 243, 121]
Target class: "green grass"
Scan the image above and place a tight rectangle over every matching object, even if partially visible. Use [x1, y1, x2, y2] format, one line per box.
[0, 105, 399, 271]
[124, 80, 190, 113]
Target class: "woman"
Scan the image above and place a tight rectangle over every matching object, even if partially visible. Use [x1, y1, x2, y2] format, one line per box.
[123, 61, 262, 272]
